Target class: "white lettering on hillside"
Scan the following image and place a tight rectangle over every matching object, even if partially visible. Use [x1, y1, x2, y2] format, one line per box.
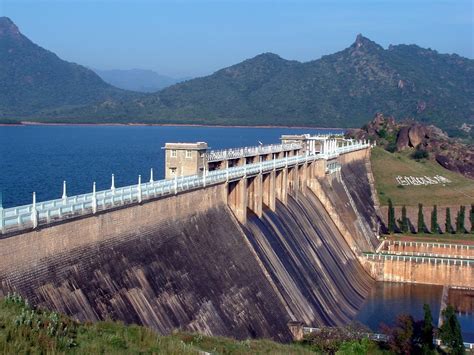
[395, 175, 452, 186]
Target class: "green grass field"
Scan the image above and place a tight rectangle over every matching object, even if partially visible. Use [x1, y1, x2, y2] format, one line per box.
[0, 295, 313, 354]
[370, 147, 474, 206]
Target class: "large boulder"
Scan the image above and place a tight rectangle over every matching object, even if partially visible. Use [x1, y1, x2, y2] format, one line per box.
[396, 126, 410, 151]
[408, 124, 427, 147]
[426, 125, 448, 139]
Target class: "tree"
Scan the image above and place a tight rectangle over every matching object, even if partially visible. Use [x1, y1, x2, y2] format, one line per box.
[388, 199, 396, 233]
[456, 206, 466, 234]
[417, 204, 425, 233]
[440, 305, 464, 355]
[430, 205, 439, 234]
[421, 304, 434, 351]
[470, 204, 474, 233]
[383, 314, 415, 354]
[446, 208, 453, 234]
[400, 205, 409, 234]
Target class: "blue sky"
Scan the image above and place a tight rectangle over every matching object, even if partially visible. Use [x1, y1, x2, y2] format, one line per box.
[1, 0, 472, 77]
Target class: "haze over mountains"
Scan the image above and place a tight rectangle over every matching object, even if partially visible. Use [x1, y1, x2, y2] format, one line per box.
[93, 68, 188, 93]
[1, 17, 472, 137]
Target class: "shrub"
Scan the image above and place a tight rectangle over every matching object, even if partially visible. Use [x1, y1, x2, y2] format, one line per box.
[471, 204, 474, 233]
[430, 205, 439, 234]
[400, 205, 409, 234]
[446, 207, 453, 234]
[455, 206, 466, 234]
[302, 323, 371, 354]
[417, 204, 425, 233]
[421, 304, 434, 351]
[382, 314, 415, 354]
[385, 142, 397, 153]
[440, 305, 464, 355]
[411, 149, 429, 160]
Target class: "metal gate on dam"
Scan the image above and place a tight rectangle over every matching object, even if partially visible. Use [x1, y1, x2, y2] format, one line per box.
[0, 134, 472, 341]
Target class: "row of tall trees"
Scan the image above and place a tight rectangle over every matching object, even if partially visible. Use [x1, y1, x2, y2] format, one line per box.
[387, 201, 474, 234]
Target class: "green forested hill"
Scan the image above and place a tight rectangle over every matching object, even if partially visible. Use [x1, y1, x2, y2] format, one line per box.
[50, 35, 474, 136]
[2, 15, 473, 136]
[0, 17, 135, 118]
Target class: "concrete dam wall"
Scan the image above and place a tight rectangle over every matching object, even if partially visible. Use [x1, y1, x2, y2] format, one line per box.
[0, 185, 294, 340]
[0, 149, 379, 341]
[310, 151, 381, 254]
[243, 190, 374, 327]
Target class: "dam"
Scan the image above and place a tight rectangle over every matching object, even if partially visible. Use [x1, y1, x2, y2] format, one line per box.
[0, 133, 472, 341]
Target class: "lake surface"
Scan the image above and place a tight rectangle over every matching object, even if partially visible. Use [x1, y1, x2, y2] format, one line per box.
[356, 282, 474, 343]
[0, 125, 341, 208]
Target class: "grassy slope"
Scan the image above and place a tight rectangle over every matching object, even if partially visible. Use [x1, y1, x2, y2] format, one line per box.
[370, 147, 474, 206]
[0, 297, 312, 354]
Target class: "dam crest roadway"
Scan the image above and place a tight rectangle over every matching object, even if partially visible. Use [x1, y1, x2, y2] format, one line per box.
[0, 134, 369, 233]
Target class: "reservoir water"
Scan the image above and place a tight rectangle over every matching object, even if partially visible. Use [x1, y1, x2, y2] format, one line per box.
[0, 125, 339, 208]
[356, 283, 443, 330]
[356, 282, 474, 342]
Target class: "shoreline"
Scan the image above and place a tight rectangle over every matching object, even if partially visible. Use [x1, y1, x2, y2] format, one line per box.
[0, 121, 350, 130]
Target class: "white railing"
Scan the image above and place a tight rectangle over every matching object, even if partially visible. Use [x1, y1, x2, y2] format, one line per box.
[302, 327, 389, 342]
[0, 140, 370, 235]
[385, 240, 474, 250]
[326, 162, 341, 174]
[363, 252, 474, 266]
[434, 339, 474, 350]
[203, 142, 302, 162]
[380, 250, 473, 259]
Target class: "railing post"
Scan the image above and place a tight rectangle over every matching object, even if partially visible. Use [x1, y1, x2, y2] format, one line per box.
[149, 168, 154, 183]
[138, 175, 142, 203]
[62, 180, 67, 203]
[111, 174, 116, 192]
[92, 182, 97, 214]
[31, 192, 38, 229]
[175, 174, 179, 194]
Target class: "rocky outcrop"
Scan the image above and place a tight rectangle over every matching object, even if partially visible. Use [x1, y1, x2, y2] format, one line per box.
[396, 126, 410, 150]
[407, 124, 426, 147]
[347, 114, 474, 179]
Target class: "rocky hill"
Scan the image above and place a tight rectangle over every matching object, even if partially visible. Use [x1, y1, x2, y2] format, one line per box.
[53, 34, 473, 137]
[1, 17, 473, 137]
[347, 114, 474, 179]
[0, 17, 135, 118]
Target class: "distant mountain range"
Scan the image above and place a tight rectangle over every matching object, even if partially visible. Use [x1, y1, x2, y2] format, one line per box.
[1, 16, 473, 137]
[93, 68, 188, 93]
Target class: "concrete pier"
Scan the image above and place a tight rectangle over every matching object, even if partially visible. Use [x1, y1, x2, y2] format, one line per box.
[262, 171, 276, 211]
